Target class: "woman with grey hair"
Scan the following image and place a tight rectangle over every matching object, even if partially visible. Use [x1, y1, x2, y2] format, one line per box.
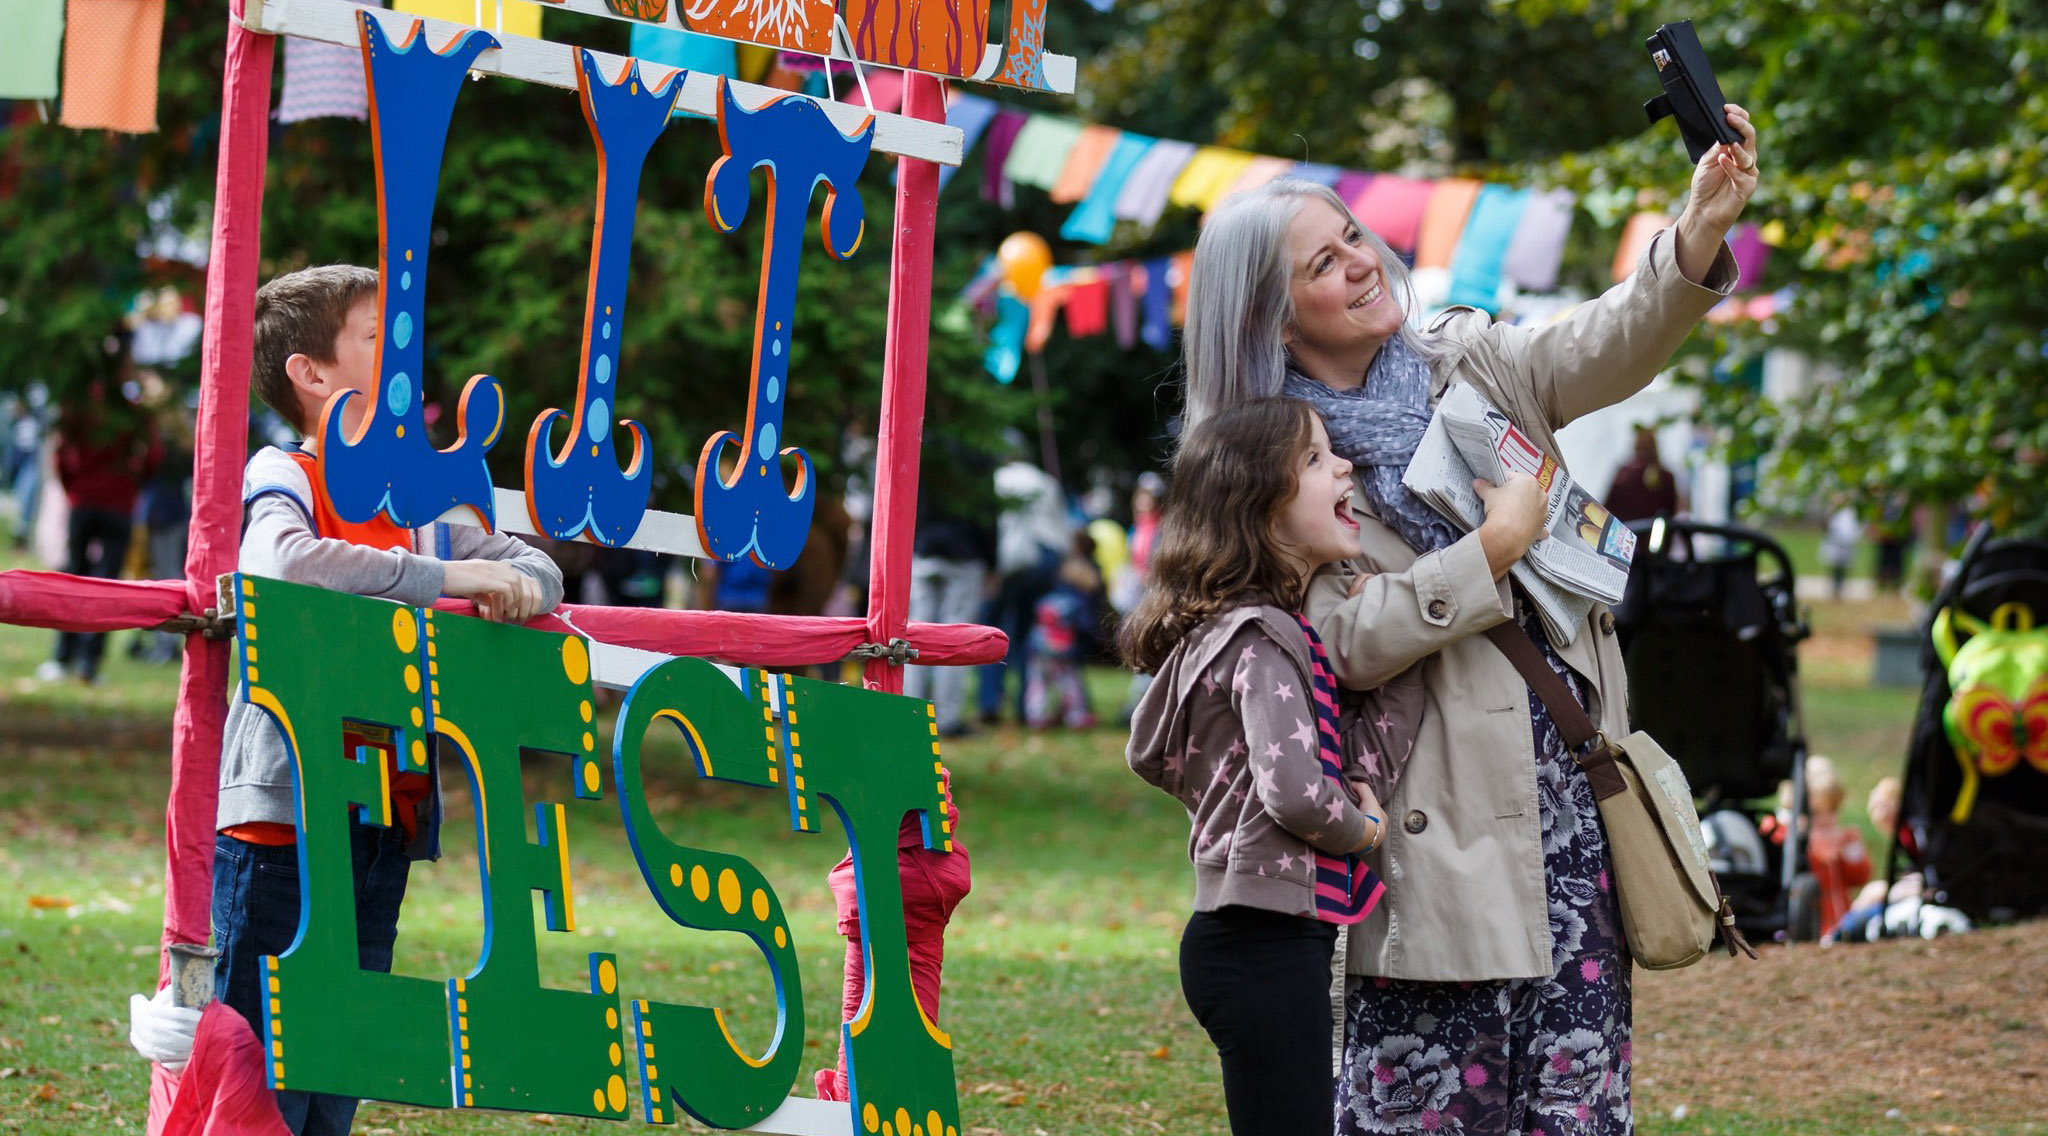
[1179, 108, 1758, 1134]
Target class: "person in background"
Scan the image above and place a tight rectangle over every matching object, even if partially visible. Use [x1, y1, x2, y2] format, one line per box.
[132, 377, 196, 662]
[1820, 502, 1861, 600]
[978, 437, 1071, 724]
[903, 450, 995, 737]
[1025, 542, 1104, 729]
[1604, 425, 1682, 522]
[1803, 755, 1870, 935]
[40, 331, 163, 684]
[1115, 471, 1167, 723]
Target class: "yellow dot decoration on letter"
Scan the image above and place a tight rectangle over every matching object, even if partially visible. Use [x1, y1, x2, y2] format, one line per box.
[606, 1074, 627, 1111]
[669, 862, 684, 888]
[580, 700, 594, 723]
[609, 1042, 622, 1066]
[606, 1007, 619, 1030]
[410, 740, 427, 768]
[582, 731, 595, 753]
[928, 1110, 943, 1136]
[562, 636, 590, 685]
[690, 865, 710, 902]
[392, 608, 418, 654]
[592, 1088, 606, 1113]
[717, 868, 742, 915]
[897, 1107, 912, 1136]
[863, 1103, 880, 1133]
[404, 665, 421, 693]
[410, 707, 424, 728]
[597, 958, 618, 995]
[751, 888, 770, 921]
[582, 761, 601, 794]
[774, 926, 787, 948]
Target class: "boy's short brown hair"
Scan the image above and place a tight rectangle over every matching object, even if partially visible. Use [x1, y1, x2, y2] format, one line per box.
[251, 265, 378, 433]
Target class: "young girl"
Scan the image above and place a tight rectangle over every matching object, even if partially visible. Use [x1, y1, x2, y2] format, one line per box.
[1123, 397, 1419, 1136]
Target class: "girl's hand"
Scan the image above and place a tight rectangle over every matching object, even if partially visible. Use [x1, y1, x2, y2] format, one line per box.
[1475, 471, 1547, 578]
[1347, 570, 1377, 598]
[1348, 779, 1386, 853]
[1675, 103, 1759, 281]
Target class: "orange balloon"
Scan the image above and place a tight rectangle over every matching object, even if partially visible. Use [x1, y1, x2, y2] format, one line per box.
[997, 231, 1053, 300]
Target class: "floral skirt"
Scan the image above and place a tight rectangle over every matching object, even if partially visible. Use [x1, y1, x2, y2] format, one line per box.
[1336, 609, 1633, 1135]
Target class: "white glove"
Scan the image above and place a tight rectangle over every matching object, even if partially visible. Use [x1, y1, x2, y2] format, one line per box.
[129, 986, 201, 1074]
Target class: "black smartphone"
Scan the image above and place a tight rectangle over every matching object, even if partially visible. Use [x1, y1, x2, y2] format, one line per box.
[1643, 19, 1742, 162]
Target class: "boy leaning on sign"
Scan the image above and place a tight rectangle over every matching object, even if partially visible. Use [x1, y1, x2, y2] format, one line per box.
[192, 265, 561, 1135]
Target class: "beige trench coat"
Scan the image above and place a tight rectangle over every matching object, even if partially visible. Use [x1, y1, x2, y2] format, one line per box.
[1306, 226, 1737, 981]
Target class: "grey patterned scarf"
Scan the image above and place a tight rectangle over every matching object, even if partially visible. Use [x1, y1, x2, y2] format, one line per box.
[1280, 334, 1461, 554]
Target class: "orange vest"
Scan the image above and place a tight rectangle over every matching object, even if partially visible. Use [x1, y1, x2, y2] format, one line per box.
[223, 452, 432, 846]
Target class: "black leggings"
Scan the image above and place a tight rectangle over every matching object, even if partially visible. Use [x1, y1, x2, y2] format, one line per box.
[1179, 905, 1340, 1136]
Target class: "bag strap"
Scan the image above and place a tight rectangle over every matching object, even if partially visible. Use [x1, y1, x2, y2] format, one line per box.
[1482, 624, 1628, 802]
[1483, 622, 1758, 961]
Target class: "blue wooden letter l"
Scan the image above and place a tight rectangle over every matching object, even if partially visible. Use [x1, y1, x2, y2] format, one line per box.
[522, 52, 682, 547]
[694, 79, 874, 571]
[320, 11, 504, 531]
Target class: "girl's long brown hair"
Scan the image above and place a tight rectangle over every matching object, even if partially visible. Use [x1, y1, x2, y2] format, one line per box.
[1118, 397, 1316, 674]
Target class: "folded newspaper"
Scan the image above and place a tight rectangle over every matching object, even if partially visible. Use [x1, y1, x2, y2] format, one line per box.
[1401, 384, 1638, 645]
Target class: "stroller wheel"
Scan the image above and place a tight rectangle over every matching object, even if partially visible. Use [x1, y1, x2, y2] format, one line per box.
[1787, 872, 1821, 942]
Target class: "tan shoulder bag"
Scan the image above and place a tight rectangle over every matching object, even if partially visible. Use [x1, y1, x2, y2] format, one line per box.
[1486, 624, 1757, 970]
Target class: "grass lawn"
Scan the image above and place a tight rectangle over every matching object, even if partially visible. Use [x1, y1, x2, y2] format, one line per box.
[1, 548, 2039, 1135]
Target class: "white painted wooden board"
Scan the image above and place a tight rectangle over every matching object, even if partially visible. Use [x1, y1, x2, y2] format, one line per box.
[436, 487, 711, 560]
[242, 0, 965, 163]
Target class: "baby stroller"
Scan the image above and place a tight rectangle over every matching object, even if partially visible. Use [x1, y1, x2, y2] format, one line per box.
[1610, 518, 1817, 940]
[1882, 526, 2048, 928]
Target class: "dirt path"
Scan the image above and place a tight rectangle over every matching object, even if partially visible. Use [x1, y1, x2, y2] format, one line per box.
[1633, 920, 2047, 1130]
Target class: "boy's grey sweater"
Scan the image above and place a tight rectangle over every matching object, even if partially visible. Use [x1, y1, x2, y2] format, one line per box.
[215, 446, 566, 840]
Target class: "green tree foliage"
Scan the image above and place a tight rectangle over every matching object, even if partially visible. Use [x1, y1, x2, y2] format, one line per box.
[0, 7, 1024, 513]
[1083, 0, 2047, 530]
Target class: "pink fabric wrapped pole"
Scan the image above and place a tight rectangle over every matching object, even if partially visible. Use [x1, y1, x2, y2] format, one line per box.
[863, 71, 946, 696]
[434, 601, 1007, 669]
[150, 2, 271, 1131]
[0, 571, 188, 631]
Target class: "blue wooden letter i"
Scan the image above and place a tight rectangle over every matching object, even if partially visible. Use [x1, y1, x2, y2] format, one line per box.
[523, 52, 681, 546]
[695, 79, 874, 571]
[320, 11, 504, 530]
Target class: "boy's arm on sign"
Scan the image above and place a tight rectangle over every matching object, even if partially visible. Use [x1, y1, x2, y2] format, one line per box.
[444, 524, 566, 613]
[241, 490, 444, 605]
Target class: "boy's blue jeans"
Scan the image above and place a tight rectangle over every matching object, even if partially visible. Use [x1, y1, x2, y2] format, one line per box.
[212, 820, 411, 1136]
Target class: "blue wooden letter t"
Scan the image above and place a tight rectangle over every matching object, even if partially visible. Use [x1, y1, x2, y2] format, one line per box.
[694, 79, 874, 571]
[320, 11, 505, 531]
[522, 51, 681, 547]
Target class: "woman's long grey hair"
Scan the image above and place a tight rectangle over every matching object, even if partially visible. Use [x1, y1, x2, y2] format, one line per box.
[1178, 177, 1441, 448]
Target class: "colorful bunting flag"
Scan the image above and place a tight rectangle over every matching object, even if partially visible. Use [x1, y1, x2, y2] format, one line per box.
[1167, 147, 1255, 212]
[1060, 132, 1152, 244]
[938, 94, 1001, 192]
[630, 22, 738, 79]
[0, 0, 64, 101]
[1289, 163, 1345, 189]
[276, 36, 369, 124]
[1140, 257, 1174, 351]
[392, 0, 545, 38]
[1003, 115, 1085, 192]
[1065, 271, 1109, 338]
[1728, 222, 1771, 289]
[1050, 125, 1121, 204]
[60, 0, 165, 134]
[1414, 178, 1483, 270]
[1223, 156, 1295, 201]
[1500, 187, 1576, 293]
[1106, 263, 1137, 349]
[1612, 211, 1668, 282]
[1332, 170, 1374, 213]
[1114, 140, 1196, 228]
[981, 110, 1028, 206]
[1350, 175, 1433, 254]
[1446, 185, 1529, 310]
[983, 294, 1029, 383]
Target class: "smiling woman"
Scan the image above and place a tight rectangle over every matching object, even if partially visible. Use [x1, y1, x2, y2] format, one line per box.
[1173, 105, 1759, 1136]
